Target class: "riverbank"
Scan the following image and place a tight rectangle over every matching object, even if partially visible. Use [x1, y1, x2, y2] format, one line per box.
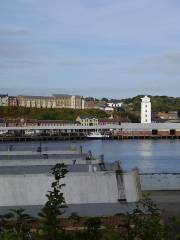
[0, 133, 180, 142]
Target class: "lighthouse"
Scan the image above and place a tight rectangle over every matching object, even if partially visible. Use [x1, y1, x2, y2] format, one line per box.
[141, 96, 151, 123]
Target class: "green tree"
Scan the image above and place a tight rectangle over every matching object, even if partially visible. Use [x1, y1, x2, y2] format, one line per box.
[38, 163, 68, 240]
[0, 209, 32, 240]
[118, 196, 165, 240]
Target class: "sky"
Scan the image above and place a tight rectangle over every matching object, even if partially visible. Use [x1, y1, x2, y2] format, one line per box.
[0, 0, 180, 98]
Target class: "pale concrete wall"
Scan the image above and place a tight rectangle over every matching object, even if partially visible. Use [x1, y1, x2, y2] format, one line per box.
[0, 172, 119, 207]
[140, 173, 180, 190]
[123, 169, 142, 202]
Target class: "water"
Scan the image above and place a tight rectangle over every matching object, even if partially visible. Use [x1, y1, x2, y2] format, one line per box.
[0, 140, 180, 173]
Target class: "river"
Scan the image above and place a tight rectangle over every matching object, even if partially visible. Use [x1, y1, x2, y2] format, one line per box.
[0, 139, 180, 173]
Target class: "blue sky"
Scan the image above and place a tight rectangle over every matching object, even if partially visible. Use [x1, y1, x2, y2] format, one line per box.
[0, 0, 180, 98]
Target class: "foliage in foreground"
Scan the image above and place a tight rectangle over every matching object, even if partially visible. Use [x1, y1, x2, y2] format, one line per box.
[0, 164, 180, 239]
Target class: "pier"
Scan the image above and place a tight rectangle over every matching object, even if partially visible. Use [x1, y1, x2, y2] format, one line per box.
[0, 123, 180, 141]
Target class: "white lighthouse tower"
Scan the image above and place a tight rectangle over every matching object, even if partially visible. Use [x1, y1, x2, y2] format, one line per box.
[141, 96, 151, 123]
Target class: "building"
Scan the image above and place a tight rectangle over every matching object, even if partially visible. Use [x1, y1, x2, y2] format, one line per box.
[17, 94, 84, 109]
[157, 111, 179, 122]
[107, 102, 123, 108]
[53, 94, 84, 109]
[141, 96, 151, 123]
[76, 115, 98, 126]
[17, 96, 55, 108]
[8, 96, 18, 107]
[99, 117, 130, 125]
[84, 100, 98, 109]
[37, 120, 76, 127]
[99, 118, 121, 125]
[0, 94, 8, 107]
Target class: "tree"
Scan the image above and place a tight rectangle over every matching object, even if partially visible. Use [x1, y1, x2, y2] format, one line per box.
[118, 195, 165, 240]
[38, 163, 68, 240]
[0, 209, 32, 240]
[101, 98, 108, 102]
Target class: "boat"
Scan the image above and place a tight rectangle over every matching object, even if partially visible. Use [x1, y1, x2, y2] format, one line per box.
[86, 132, 109, 139]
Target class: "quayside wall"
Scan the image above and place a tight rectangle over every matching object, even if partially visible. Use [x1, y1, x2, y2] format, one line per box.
[140, 173, 180, 191]
[0, 171, 180, 207]
[0, 172, 119, 206]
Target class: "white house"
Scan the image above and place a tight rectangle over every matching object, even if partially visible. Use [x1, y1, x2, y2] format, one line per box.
[141, 96, 151, 123]
[107, 102, 123, 108]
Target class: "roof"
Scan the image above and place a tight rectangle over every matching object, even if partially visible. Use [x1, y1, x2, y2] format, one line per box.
[53, 94, 71, 97]
[121, 122, 180, 130]
[99, 118, 121, 123]
[18, 95, 54, 99]
[0, 162, 116, 175]
[38, 120, 75, 123]
[53, 94, 82, 98]
[0, 94, 8, 98]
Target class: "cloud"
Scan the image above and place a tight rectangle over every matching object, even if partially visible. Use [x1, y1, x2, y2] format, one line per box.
[0, 29, 30, 37]
[129, 52, 180, 75]
[0, 43, 30, 58]
[38, 0, 180, 47]
[57, 60, 111, 66]
[1, 0, 180, 97]
[0, 59, 45, 69]
[0, 58, 111, 69]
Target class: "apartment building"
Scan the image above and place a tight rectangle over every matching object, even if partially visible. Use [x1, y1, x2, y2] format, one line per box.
[17, 94, 84, 109]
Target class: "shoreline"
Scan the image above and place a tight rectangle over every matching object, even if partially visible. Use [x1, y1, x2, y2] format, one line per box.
[0, 134, 180, 142]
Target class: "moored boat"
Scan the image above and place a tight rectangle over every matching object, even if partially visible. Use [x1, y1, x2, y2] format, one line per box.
[86, 132, 109, 139]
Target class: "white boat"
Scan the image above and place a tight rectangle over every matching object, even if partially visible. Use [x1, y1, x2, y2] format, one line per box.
[86, 132, 109, 139]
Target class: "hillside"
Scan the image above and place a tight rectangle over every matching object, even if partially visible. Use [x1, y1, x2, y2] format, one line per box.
[0, 107, 109, 121]
[121, 95, 180, 112]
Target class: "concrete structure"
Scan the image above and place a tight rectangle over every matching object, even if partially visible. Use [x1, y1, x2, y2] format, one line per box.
[17, 94, 84, 109]
[0, 147, 143, 207]
[1, 148, 180, 216]
[141, 96, 151, 123]
[140, 173, 180, 191]
[76, 116, 99, 126]
[0, 172, 120, 206]
[1, 122, 180, 132]
[1, 155, 180, 208]
[123, 169, 142, 202]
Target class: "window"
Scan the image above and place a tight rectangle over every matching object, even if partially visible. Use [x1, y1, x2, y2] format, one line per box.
[152, 129, 158, 135]
[170, 129, 176, 135]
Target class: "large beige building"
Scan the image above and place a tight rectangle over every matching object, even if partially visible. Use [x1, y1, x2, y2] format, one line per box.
[17, 94, 84, 109]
